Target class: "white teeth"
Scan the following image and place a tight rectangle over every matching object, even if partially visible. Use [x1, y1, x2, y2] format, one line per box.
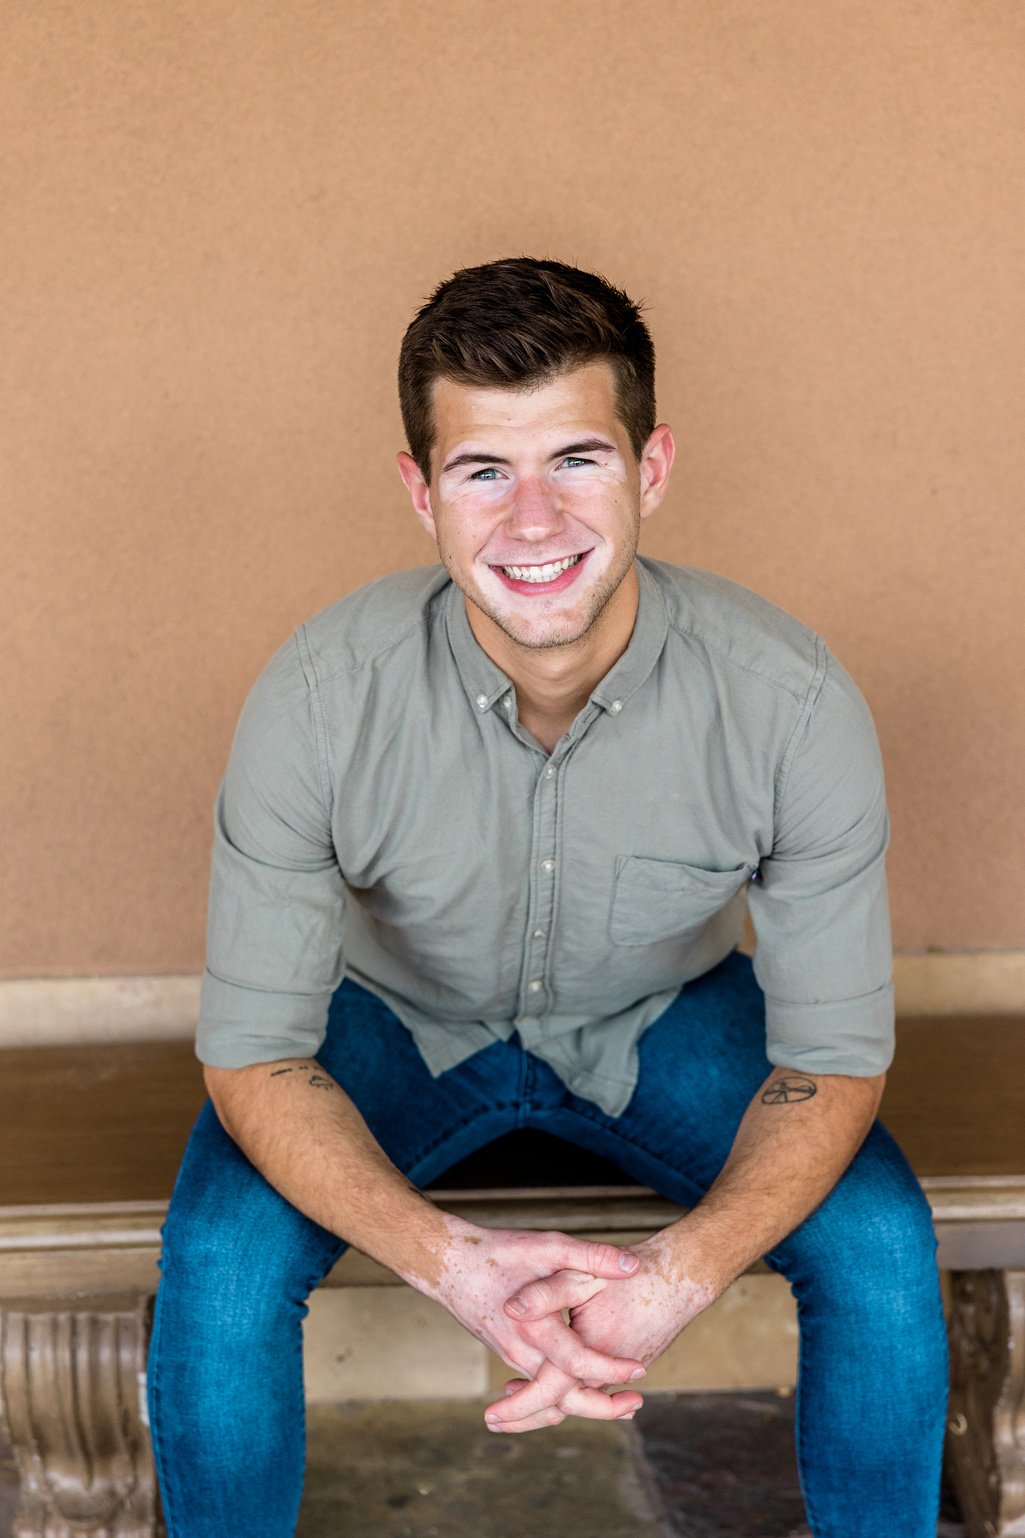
[501, 554, 582, 583]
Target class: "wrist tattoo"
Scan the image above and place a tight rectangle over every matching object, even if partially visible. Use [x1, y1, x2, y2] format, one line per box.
[761, 1075, 817, 1105]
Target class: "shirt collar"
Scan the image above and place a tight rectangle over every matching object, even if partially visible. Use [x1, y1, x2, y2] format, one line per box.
[588, 559, 669, 713]
[444, 558, 669, 718]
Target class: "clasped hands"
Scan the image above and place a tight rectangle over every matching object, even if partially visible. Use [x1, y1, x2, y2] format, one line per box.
[432, 1219, 711, 1436]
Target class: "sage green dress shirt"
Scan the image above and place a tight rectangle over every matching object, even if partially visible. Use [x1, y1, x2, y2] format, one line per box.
[197, 557, 894, 1116]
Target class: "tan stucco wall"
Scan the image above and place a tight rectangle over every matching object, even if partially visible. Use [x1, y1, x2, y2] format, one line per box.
[3, 1, 1024, 977]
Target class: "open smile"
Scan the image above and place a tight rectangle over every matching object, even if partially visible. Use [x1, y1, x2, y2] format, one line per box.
[489, 550, 592, 595]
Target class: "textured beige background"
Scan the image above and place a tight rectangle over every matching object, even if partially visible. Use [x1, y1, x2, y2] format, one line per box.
[3, 0, 1025, 976]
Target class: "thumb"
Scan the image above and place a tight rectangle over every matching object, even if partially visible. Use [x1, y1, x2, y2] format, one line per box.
[548, 1236, 640, 1279]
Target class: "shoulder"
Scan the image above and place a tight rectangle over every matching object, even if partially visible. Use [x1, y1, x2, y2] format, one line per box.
[293, 564, 452, 688]
[235, 564, 450, 720]
[640, 557, 824, 702]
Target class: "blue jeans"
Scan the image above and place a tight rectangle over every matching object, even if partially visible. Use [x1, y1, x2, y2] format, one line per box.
[147, 952, 949, 1536]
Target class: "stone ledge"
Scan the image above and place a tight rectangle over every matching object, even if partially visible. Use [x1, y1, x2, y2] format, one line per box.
[3, 1175, 1022, 1299]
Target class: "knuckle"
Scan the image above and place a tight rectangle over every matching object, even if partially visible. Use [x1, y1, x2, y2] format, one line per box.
[566, 1350, 588, 1379]
[586, 1242, 614, 1274]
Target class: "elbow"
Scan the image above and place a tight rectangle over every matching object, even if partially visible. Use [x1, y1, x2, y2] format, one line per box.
[203, 1060, 234, 1105]
[202, 1056, 312, 1126]
[849, 1068, 886, 1121]
[202, 1061, 240, 1132]
[202, 1059, 266, 1131]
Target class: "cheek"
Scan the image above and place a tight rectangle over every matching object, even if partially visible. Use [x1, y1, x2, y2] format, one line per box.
[436, 511, 498, 562]
[445, 483, 509, 517]
[562, 482, 629, 521]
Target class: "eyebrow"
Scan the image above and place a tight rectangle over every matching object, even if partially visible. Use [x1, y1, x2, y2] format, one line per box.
[440, 437, 618, 474]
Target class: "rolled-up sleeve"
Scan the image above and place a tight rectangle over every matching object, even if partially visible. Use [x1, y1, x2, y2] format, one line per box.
[748, 652, 894, 1077]
[196, 634, 346, 1067]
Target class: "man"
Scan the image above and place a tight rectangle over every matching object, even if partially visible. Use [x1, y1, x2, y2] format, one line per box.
[149, 257, 948, 1536]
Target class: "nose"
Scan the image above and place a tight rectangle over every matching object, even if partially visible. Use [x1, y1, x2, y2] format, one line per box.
[504, 475, 564, 543]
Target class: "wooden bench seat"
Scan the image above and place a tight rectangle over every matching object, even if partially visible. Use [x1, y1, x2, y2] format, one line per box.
[1, 1016, 1023, 1537]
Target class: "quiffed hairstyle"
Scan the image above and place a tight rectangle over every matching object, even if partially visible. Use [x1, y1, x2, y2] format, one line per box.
[398, 256, 656, 477]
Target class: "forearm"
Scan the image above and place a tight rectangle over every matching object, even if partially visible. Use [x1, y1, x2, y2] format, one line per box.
[485, 1071, 886, 1434]
[205, 1056, 646, 1393]
[205, 1058, 455, 1290]
[665, 1066, 886, 1289]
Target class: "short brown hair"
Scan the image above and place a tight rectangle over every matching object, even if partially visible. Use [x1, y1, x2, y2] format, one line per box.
[398, 257, 656, 477]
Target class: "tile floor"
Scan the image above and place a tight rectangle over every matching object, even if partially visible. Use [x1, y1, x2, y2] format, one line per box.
[0, 1392, 969, 1536]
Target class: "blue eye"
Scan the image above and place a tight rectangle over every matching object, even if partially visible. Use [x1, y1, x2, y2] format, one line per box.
[469, 467, 501, 481]
[561, 457, 592, 468]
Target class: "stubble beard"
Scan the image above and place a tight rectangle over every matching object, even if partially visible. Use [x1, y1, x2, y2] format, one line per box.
[450, 537, 639, 653]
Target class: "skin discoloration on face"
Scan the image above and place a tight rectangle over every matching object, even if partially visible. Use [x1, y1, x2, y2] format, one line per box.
[397, 361, 674, 694]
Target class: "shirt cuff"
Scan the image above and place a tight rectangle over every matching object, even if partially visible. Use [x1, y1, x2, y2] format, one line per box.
[195, 968, 330, 1067]
[764, 982, 895, 1077]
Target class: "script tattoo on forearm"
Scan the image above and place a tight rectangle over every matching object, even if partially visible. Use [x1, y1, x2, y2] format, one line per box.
[267, 1065, 337, 1091]
[760, 1075, 817, 1105]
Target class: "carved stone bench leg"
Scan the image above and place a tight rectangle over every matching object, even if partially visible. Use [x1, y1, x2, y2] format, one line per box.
[0, 1293, 163, 1538]
[946, 1269, 1025, 1538]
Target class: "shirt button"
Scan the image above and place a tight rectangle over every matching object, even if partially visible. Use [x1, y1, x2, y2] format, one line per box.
[543, 765, 555, 779]
[502, 696, 513, 711]
[609, 698, 623, 714]
[540, 858, 555, 873]
[476, 694, 488, 709]
[532, 928, 544, 940]
[527, 979, 543, 994]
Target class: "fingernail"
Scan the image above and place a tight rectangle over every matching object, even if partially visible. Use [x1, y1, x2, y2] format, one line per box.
[629, 1367, 646, 1381]
[619, 1254, 639, 1272]
[485, 1415, 501, 1427]
[507, 1295, 527, 1314]
[618, 1410, 636, 1420]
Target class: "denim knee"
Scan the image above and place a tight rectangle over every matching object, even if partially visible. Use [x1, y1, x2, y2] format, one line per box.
[156, 1103, 344, 1337]
[773, 1125, 944, 1334]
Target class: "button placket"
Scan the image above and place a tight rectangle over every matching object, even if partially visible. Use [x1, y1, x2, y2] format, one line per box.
[520, 752, 561, 1029]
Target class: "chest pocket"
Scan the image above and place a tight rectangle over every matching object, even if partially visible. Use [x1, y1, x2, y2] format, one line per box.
[609, 855, 751, 947]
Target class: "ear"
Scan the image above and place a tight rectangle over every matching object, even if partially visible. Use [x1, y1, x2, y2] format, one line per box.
[637, 424, 676, 521]
[396, 451, 437, 540]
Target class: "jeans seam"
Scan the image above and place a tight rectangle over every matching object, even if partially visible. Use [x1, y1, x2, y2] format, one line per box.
[148, 1295, 181, 1537]
[793, 1306, 824, 1537]
[396, 1101, 520, 1178]
[552, 1103, 709, 1205]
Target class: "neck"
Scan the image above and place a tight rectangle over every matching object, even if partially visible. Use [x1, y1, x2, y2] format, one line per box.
[466, 565, 639, 723]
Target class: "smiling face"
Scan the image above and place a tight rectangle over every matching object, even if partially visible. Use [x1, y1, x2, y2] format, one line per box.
[397, 361, 674, 661]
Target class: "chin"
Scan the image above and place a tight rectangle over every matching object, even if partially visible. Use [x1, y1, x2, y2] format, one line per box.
[490, 592, 608, 651]
[498, 617, 591, 651]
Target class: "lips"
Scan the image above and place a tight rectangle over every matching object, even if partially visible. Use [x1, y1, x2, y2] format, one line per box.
[501, 553, 582, 583]
[489, 550, 592, 596]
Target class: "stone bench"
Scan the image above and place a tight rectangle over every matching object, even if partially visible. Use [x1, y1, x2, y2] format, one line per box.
[1, 1015, 1022, 1538]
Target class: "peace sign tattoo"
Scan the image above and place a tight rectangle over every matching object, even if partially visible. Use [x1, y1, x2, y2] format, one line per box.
[760, 1075, 818, 1105]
